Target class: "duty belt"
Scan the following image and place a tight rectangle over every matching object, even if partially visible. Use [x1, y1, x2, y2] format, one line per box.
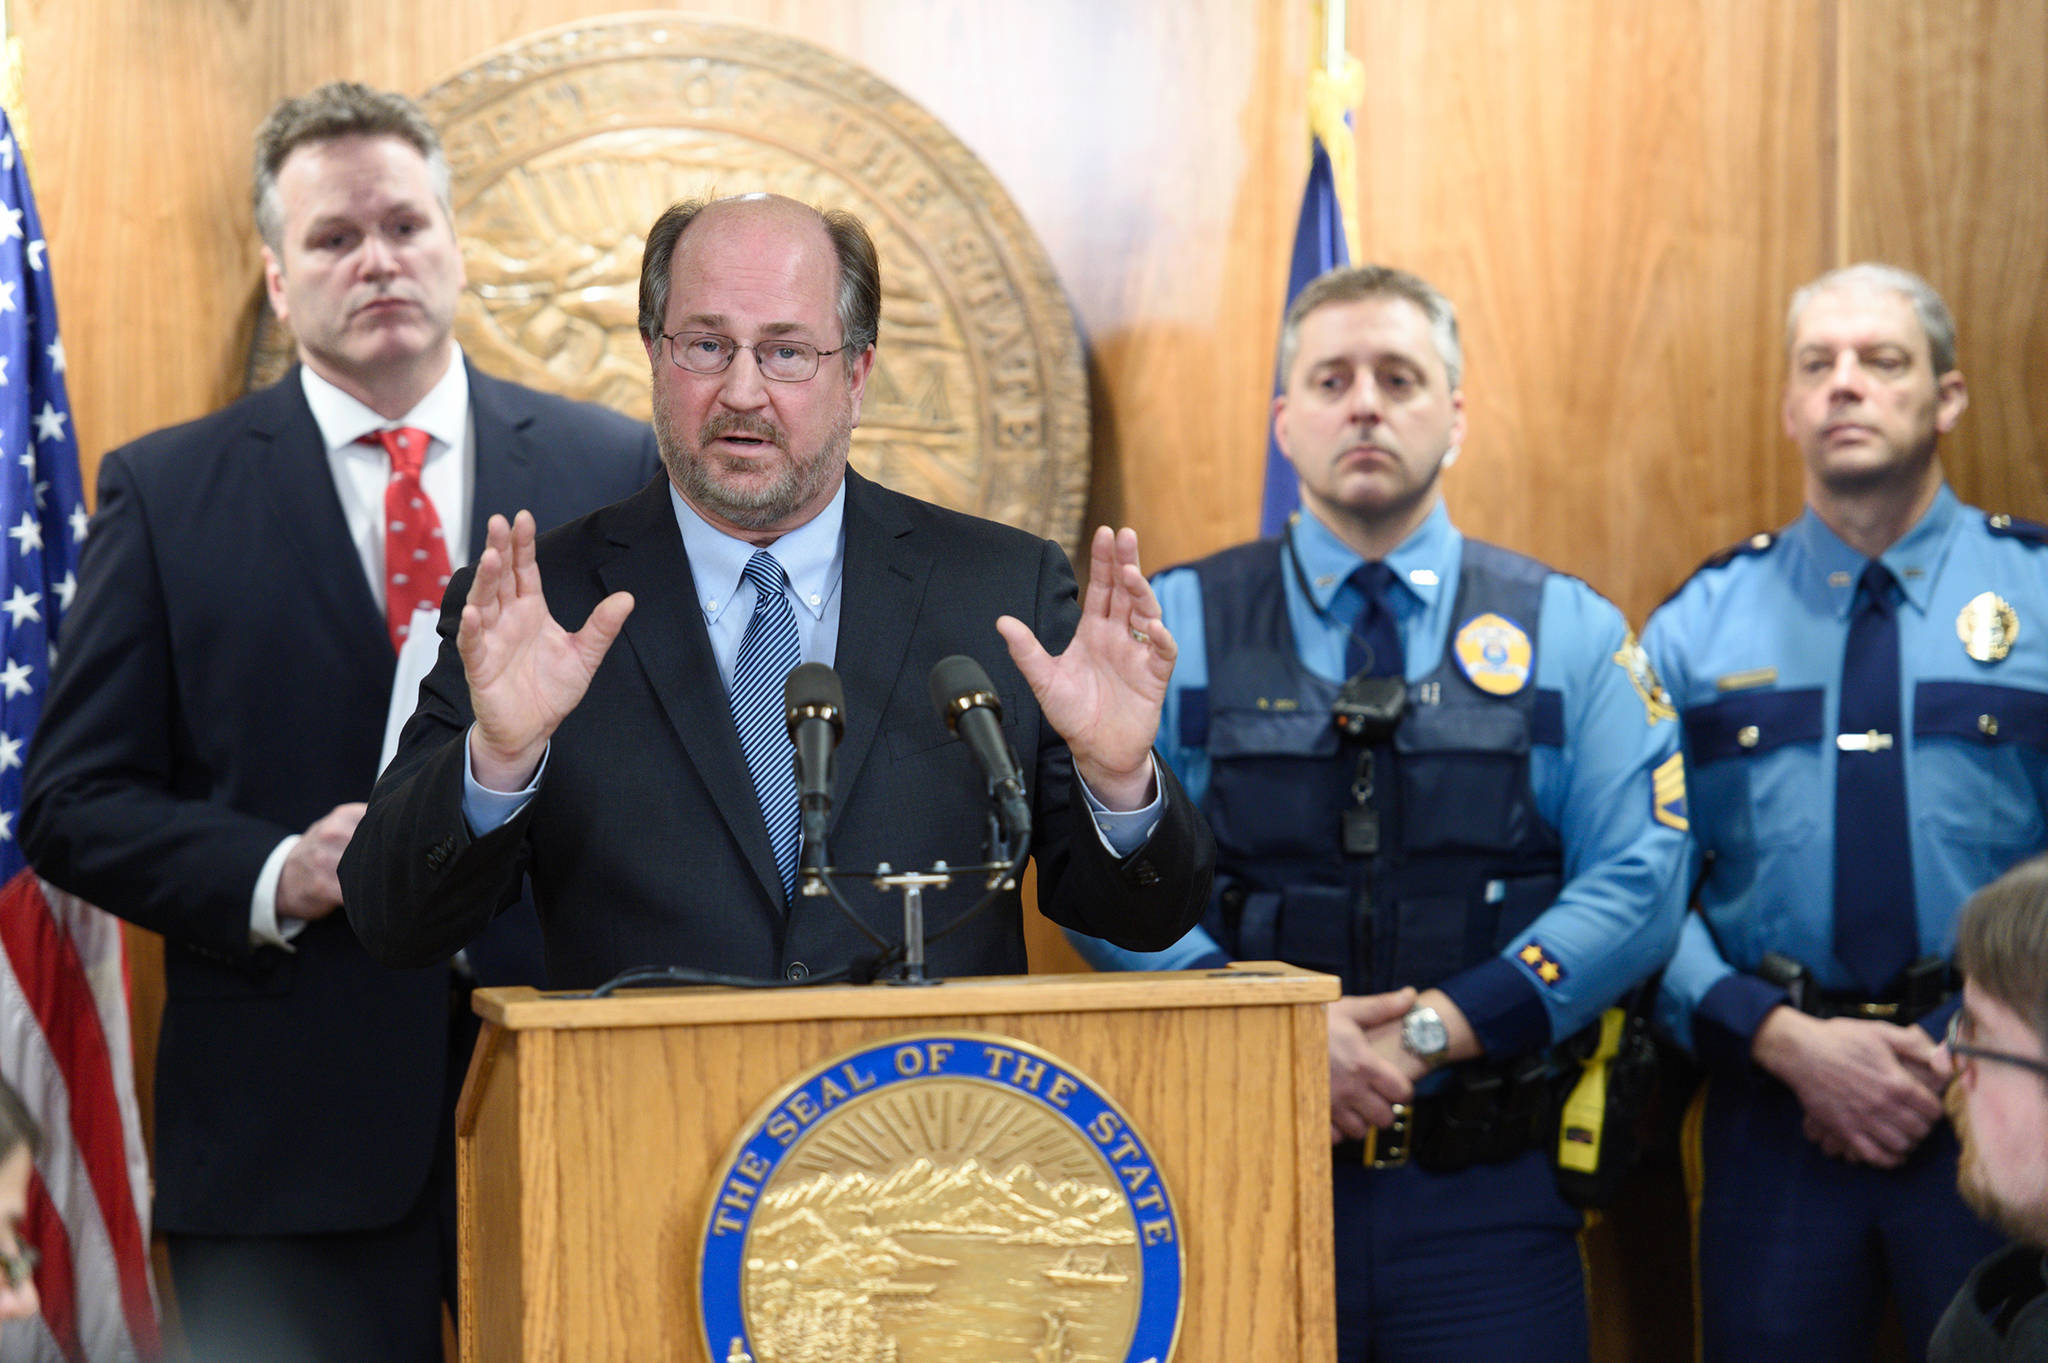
[1334, 1055, 1558, 1172]
[1758, 952, 1954, 1024]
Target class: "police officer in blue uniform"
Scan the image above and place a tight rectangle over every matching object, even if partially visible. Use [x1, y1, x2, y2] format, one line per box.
[1645, 263, 2038, 1362]
[1068, 264, 1690, 1362]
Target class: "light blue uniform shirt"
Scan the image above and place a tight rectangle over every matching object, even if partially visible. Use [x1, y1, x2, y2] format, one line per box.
[1069, 503, 1689, 1053]
[1646, 486, 2048, 1060]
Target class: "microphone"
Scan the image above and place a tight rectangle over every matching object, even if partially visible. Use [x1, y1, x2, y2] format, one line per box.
[784, 663, 845, 889]
[927, 655, 1032, 850]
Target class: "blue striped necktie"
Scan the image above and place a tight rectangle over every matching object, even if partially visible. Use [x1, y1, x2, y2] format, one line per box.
[1832, 560, 1917, 992]
[730, 550, 802, 904]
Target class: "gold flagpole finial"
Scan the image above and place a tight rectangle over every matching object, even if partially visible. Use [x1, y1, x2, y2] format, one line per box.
[1308, 0, 1364, 263]
[2, 0, 27, 155]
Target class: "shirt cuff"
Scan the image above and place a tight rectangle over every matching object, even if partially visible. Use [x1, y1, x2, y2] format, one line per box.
[249, 836, 306, 950]
[1917, 993, 1960, 1043]
[462, 725, 547, 835]
[1437, 955, 1551, 1059]
[1076, 753, 1165, 858]
[1694, 972, 1793, 1077]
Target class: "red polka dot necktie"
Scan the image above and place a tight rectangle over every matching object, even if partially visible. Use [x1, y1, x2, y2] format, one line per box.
[360, 427, 451, 654]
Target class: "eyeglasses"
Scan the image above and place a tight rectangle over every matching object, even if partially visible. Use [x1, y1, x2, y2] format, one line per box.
[1946, 1009, 2048, 1081]
[659, 331, 847, 383]
[0, 1241, 36, 1290]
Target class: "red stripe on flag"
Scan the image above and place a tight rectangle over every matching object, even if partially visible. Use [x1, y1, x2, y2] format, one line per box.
[24, 1168, 83, 1362]
[0, 869, 162, 1353]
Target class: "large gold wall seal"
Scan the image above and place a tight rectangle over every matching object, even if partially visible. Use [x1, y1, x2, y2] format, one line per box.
[251, 15, 1091, 553]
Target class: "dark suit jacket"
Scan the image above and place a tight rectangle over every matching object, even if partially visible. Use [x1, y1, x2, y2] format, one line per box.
[19, 363, 659, 1237]
[340, 470, 1212, 987]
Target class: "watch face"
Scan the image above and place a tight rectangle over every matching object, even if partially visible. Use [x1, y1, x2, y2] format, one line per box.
[1403, 1007, 1448, 1058]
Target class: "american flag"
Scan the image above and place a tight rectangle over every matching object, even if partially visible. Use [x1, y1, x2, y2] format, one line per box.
[0, 106, 160, 1362]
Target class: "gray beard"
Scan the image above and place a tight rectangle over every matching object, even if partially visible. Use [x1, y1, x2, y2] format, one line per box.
[653, 390, 851, 532]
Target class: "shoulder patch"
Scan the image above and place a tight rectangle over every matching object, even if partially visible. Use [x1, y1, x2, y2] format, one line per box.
[1986, 513, 2048, 547]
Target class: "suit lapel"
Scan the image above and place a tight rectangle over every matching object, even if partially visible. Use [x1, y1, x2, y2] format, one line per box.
[249, 372, 392, 658]
[596, 482, 787, 908]
[829, 471, 930, 832]
[465, 363, 542, 560]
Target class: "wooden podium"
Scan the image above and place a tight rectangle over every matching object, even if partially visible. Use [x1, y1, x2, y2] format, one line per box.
[457, 963, 1339, 1362]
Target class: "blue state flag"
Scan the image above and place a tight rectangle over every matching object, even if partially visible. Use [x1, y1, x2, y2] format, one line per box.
[0, 107, 88, 879]
[1260, 46, 1364, 541]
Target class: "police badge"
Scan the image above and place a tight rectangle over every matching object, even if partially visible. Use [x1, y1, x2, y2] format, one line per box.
[700, 1033, 1185, 1363]
[1612, 632, 1678, 725]
[1956, 591, 2018, 662]
[1453, 613, 1534, 696]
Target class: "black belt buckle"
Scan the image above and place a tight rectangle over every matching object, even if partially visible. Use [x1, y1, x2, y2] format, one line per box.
[1362, 1103, 1412, 1168]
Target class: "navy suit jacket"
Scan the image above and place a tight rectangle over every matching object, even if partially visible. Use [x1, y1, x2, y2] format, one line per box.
[341, 470, 1212, 987]
[19, 363, 659, 1236]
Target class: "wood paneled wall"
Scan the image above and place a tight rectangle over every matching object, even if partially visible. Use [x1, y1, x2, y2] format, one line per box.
[14, 0, 2045, 614]
[7, 1, 2045, 1356]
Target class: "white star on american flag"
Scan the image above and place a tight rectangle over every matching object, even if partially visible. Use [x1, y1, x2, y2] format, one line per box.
[0, 133, 13, 171]
[8, 513, 41, 555]
[0, 811, 13, 843]
[44, 337, 63, 372]
[25, 241, 44, 273]
[0, 659, 32, 699]
[0, 734, 20, 772]
[54, 571, 76, 610]
[0, 208, 20, 245]
[69, 504, 88, 543]
[32, 403, 65, 443]
[0, 356, 8, 387]
[0, 282, 15, 316]
[1, 587, 40, 627]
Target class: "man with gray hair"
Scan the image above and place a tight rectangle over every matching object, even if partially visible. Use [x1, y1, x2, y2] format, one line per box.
[1931, 853, 2048, 1360]
[1645, 263, 2046, 1360]
[1067, 263, 1690, 1360]
[21, 81, 657, 1360]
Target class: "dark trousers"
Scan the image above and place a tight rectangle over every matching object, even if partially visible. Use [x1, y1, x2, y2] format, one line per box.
[1690, 1076, 2003, 1362]
[164, 994, 476, 1363]
[1332, 1147, 1588, 1363]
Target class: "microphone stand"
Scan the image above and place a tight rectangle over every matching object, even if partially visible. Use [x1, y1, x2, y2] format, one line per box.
[802, 805, 1028, 986]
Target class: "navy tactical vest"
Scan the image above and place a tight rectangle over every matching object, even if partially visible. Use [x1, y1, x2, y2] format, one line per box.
[1183, 537, 1566, 995]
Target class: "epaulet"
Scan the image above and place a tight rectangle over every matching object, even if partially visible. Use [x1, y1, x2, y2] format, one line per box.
[1985, 513, 2048, 547]
[1655, 531, 1777, 610]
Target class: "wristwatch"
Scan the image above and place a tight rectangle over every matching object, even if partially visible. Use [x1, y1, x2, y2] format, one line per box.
[1400, 1004, 1450, 1067]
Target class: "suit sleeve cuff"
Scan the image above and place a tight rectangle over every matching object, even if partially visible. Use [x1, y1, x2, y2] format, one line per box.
[1078, 753, 1165, 857]
[1438, 956, 1552, 1059]
[462, 726, 548, 835]
[1694, 972, 1792, 1076]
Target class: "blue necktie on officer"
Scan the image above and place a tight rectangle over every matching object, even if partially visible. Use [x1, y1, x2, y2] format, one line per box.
[731, 550, 803, 904]
[1832, 560, 1918, 992]
[1344, 561, 1405, 679]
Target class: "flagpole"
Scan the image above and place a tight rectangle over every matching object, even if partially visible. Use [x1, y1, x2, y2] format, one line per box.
[1322, 0, 1345, 81]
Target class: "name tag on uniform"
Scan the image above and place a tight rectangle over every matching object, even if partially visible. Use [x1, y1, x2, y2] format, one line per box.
[1715, 667, 1778, 692]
